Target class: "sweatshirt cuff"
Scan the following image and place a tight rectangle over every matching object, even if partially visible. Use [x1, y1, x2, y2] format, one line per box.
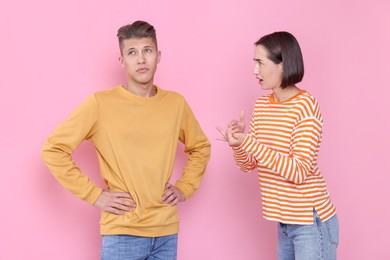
[85, 186, 104, 205]
[174, 181, 192, 199]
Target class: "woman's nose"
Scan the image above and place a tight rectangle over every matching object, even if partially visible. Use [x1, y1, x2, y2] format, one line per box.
[253, 64, 259, 75]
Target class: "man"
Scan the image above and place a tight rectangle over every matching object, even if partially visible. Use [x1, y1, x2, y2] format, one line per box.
[41, 20, 211, 260]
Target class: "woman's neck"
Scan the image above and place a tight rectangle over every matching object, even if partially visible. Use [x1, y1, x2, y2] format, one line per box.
[272, 85, 301, 102]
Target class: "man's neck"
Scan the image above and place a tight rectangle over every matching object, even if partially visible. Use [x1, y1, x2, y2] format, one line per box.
[124, 82, 157, 97]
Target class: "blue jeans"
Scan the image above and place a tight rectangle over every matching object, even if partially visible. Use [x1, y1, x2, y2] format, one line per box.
[101, 234, 178, 260]
[278, 211, 339, 260]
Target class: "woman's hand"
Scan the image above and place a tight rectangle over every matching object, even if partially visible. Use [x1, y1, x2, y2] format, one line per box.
[217, 111, 246, 147]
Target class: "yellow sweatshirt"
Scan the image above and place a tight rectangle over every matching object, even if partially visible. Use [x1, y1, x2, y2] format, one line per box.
[41, 85, 211, 237]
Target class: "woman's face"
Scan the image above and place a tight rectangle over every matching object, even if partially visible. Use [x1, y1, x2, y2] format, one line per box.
[253, 45, 283, 90]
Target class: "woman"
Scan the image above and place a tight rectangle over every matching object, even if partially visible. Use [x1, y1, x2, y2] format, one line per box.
[218, 32, 339, 259]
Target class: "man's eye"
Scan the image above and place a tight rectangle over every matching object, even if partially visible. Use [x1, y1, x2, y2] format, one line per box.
[128, 51, 136, 55]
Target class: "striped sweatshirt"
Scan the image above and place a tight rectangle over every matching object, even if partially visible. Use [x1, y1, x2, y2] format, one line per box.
[233, 90, 336, 224]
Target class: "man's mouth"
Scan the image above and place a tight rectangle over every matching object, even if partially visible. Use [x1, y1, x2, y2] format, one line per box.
[137, 68, 148, 73]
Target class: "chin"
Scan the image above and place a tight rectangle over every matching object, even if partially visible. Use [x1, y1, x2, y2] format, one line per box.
[136, 77, 153, 84]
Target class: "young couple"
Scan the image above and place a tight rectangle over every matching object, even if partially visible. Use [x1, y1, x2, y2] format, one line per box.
[42, 20, 338, 260]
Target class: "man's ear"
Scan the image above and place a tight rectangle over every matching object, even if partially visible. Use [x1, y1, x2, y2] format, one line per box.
[157, 51, 161, 64]
[119, 56, 125, 68]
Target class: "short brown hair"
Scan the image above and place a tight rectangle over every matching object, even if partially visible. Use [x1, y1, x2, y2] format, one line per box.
[255, 32, 304, 88]
[117, 21, 158, 54]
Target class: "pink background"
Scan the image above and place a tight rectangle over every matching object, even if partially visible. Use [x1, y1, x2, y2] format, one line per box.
[1, 0, 389, 259]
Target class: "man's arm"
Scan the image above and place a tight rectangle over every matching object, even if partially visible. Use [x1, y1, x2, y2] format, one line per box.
[41, 95, 136, 214]
[174, 99, 211, 199]
[41, 95, 102, 204]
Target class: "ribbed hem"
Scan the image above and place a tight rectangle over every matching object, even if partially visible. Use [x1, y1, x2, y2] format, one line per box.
[100, 222, 179, 237]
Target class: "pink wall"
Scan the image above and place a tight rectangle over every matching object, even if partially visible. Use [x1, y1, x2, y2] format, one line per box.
[1, 0, 389, 259]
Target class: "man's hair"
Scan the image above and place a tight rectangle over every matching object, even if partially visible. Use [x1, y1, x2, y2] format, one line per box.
[255, 32, 304, 88]
[117, 20, 158, 54]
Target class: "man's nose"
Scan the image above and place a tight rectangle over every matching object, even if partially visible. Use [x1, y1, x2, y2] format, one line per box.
[137, 54, 146, 64]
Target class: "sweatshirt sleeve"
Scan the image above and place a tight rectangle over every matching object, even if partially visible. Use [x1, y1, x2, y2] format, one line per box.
[237, 116, 323, 184]
[41, 94, 103, 205]
[175, 100, 211, 198]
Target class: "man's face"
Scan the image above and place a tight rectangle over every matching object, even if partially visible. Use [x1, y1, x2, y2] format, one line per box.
[119, 37, 161, 86]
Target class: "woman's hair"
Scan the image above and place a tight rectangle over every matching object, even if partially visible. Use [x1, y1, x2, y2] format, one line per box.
[117, 20, 157, 54]
[255, 32, 304, 88]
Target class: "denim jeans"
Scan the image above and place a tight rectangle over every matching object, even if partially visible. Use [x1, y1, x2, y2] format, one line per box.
[101, 234, 178, 260]
[277, 211, 339, 260]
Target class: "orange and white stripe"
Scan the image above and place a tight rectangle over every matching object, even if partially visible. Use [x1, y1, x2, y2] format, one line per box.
[233, 90, 336, 224]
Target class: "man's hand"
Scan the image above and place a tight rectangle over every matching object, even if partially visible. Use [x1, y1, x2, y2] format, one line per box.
[162, 183, 186, 206]
[93, 190, 136, 215]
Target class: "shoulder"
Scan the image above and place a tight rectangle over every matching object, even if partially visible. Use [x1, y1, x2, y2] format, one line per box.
[158, 87, 187, 104]
[296, 91, 322, 121]
[92, 86, 121, 98]
[298, 91, 320, 111]
[300, 91, 319, 105]
[157, 86, 184, 98]
[161, 89, 185, 99]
